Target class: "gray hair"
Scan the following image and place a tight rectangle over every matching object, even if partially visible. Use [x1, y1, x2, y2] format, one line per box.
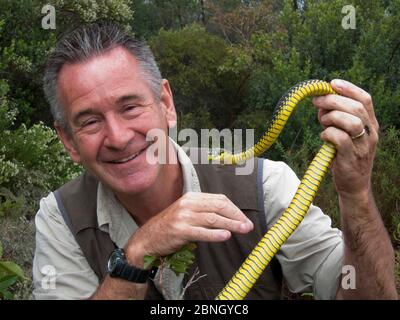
[43, 22, 162, 131]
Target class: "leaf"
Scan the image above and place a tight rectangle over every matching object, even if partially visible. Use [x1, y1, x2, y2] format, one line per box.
[0, 275, 18, 291]
[0, 261, 25, 279]
[0, 289, 14, 300]
[0, 242, 3, 259]
[167, 243, 197, 276]
[144, 243, 197, 276]
[143, 255, 161, 270]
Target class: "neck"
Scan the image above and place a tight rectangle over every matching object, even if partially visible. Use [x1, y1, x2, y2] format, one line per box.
[115, 144, 183, 226]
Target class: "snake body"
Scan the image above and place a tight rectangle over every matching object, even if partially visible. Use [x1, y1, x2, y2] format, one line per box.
[210, 79, 337, 300]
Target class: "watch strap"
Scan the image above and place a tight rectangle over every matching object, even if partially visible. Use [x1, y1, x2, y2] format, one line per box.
[108, 248, 159, 283]
[116, 265, 158, 283]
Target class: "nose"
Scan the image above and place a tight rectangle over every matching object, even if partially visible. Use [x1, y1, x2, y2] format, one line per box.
[103, 117, 134, 151]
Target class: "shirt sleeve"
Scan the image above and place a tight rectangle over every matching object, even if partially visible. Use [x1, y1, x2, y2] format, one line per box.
[32, 192, 99, 299]
[262, 159, 344, 300]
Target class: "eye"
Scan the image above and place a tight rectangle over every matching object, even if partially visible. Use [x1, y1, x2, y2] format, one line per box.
[80, 118, 101, 129]
[83, 119, 98, 127]
[123, 105, 137, 112]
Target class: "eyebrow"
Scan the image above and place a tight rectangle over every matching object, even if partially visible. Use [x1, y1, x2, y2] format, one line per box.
[116, 94, 146, 105]
[72, 94, 146, 125]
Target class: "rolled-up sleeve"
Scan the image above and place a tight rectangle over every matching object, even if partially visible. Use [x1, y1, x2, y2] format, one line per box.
[262, 159, 343, 300]
[33, 193, 98, 299]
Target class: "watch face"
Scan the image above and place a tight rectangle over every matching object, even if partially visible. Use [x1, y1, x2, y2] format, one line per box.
[107, 250, 123, 274]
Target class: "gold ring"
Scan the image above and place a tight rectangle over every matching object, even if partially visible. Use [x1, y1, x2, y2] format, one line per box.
[351, 128, 366, 140]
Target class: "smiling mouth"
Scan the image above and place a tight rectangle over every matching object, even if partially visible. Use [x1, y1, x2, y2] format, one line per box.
[111, 152, 141, 164]
[107, 144, 151, 164]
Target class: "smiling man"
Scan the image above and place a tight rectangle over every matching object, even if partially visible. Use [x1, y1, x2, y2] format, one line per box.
[32, 22, 397, 300]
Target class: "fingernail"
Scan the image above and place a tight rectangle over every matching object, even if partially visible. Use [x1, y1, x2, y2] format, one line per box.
[333, 79, 345, 88]
[243, 220, 253, 231]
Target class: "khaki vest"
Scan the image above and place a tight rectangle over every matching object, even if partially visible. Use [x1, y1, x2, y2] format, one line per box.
[54, 159, 282, 299]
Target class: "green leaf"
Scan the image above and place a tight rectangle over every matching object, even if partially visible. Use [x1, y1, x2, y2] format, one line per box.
[143, 255, 161, 270]
[0, 289, 14, 300]
[0, 242, 3, 259]
[0, 275, 17, 291]
[0, 261, 25, 279]
[144, 243, 197, 276]
[167, 243, 197, 276]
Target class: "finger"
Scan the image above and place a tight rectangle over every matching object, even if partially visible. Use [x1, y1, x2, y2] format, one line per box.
[187, 227, 232, 242]
[320, 126, 355, 153]
[318, 108, 329, 128]
[313, 94, 370, 128]
[330, 79, 379, 130]
[183, 192, 253, 226]
[320, 110, 364, 138]
[195, 212, 253, 234]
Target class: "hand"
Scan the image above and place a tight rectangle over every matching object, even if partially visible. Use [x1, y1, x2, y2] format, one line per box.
[124, 192, 254, 265]
[312, 79, 379, 199]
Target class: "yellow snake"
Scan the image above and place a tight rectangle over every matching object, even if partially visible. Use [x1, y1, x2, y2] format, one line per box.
[210, 79, 337, 300]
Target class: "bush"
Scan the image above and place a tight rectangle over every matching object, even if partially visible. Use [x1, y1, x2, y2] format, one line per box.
[0, 241, 26, 300]
[0, 80, 81, 299]
[0, 80, 81, 218]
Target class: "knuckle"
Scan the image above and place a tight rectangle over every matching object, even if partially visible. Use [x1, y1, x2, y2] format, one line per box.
[205, 212, 218, 226]
[353, 102, 365, 114]
[354, 117, 364, 130]
[217, 193, 228, 201]
[215, 199, 227, 210]
[179, 197, 190, 208]
[370, 131, 379, 145]
[175, 209, 190, 222]
[336, 130, 349, 145]
[363, 92, 372, 104]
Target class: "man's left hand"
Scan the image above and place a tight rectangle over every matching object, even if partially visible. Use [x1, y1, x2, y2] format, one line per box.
[312, 79, 379, 199]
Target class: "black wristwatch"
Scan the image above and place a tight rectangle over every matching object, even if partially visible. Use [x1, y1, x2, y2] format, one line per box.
[107, 248, 157, 283]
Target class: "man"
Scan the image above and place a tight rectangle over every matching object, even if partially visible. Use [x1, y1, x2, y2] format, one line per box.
[33, 22, 397, 300]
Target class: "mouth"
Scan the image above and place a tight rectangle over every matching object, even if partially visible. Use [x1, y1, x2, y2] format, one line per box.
[105, 143, 152, 165]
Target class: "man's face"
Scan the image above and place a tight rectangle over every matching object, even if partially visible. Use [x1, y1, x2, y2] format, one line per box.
[56, 46, 176, 196]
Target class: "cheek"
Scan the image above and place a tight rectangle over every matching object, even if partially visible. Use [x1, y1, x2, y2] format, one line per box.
[75, 134, 102, 161]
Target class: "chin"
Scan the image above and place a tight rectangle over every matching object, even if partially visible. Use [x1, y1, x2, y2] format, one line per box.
[105, 164, 160, 196]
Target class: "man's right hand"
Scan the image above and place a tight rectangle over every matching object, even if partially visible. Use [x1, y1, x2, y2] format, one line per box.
[124, 192, 254, 267]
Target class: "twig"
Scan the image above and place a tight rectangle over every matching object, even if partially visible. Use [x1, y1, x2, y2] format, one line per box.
[179, 267, 207, 300]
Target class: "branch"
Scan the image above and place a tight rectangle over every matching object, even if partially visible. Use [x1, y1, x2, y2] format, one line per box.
[179, 267, 207, 300]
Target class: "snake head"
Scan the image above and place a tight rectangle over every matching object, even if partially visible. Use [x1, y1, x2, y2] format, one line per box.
[208, 149, 235, 165]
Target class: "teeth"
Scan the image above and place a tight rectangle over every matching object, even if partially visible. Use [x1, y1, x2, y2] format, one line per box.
[113, 151, 140, 164]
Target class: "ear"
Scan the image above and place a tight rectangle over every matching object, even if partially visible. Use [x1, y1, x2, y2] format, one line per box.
[54, 122, 82, 164]
[159, 79, 177, 128]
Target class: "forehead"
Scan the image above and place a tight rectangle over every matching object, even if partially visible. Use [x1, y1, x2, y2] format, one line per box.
[57, 46, 150, 110]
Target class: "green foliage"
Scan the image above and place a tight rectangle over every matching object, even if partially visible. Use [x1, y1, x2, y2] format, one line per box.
[0, 242, 26, 300]
[373, 127, 400, 245]
[0, 80, 81, 218]
[52, 0, 134, 28]
[132, 0, 202, 38]
[144, 243, 197, 276]
[150, 24, 250, 129]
